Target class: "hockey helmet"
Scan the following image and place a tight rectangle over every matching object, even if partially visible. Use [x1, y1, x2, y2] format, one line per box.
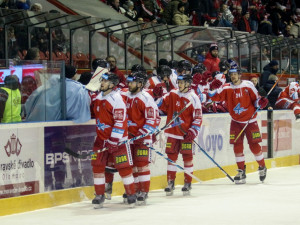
[157, 65, 172, 79]
[177, 74, 193, 83]
[102, 73, 119, 86]
[131, 64, 146, 75]
[219, 60, 231, 72]
[92, 58, 109, 71]
[126, 71, 148, 85]
[168, 60, 178, 69]
[192, 63, 206, 75]
[178, 60, 192, 73]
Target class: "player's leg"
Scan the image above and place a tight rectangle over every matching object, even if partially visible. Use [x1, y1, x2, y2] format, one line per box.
[180, 141, 193, 195]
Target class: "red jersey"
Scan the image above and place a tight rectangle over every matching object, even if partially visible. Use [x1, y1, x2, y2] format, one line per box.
[277, 82, 299, 100]
[121, 89, 159, 139]
[93, 90, 128, 142]
[158, 89, 202, 140]
[145, 76, 161, 89]
[210, 80, 259, 123]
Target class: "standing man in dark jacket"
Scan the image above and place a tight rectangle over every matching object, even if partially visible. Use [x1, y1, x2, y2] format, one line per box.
[258, 75, 282, 109]
[260, 60, 279, 87]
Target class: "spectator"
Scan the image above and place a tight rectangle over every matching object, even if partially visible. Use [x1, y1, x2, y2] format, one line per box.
[0, 75, 21, 123]
[220, 3, 234, 26]
[260, 60, 279, 87]
[258, 74, 281, 108]
[238, 11, 254, 33]
[16, 0, 31, 10]
[30, 3, 42, 12]
[0, 0, 17, 9]
[106, 55, 127, 88]
[109, 0, 125, 14]
[258, 15, 274, 35]
[203, 43, 220, 74]
[172, 2, 189, 26]
[163, 0, 188, 25]
[232, 6, 243, 29]
[289, 20, 300, 38]
[122, 0, 138, 21]
[138, 0, 160, 23]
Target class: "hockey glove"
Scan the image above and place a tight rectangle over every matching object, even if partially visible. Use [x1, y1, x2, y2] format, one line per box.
[192, 73, 202, 85]
[210, 79, 223, 90]
[153, 83, 164, 98]
[258, 97, 268, 109]
[133, 130, 147, 145]
[104, 137, 119, 154]
[184, 128, 197, 142]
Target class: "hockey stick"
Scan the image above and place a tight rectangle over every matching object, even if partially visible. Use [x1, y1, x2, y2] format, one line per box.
[234, 59, 290, 143]
[176, 124, 234, 183]
[148, 146, 202, 183]
[64, 102, 192, 159]
[193, 141, 234, 182]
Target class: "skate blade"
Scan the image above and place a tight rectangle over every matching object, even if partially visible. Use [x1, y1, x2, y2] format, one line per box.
[137, 200, 147, 206]
[166, 191, 173, 196]
[182, 191, 190, 196]
[128, 203, 136, 208]
[234, 179, 246, 184]
[105, 193, 111, 200]
[123, 198, 128, 204]
[93, 203, 104, 209]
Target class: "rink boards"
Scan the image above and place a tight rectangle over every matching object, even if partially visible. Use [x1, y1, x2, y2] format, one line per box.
[0, 110, 299, 216]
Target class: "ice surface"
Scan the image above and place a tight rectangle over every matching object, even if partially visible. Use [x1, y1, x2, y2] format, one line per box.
[1, 166, 300, 225]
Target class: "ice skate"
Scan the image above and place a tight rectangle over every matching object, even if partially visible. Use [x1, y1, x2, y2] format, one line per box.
[127, 194, 137, 208]
[137, 192, 148, 205]
[295, 114, 300, 122]
[234, 169, 246, 184]
[258, 166, 267, 182]
[181, 183, 191, 196]
[122, 193, 128, 204]
[92, 194, 105, 209]
[104, 182, 112, 200]
[164, 180, 175, 196]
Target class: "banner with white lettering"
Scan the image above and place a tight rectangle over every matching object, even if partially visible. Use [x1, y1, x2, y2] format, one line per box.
[0, 128, 43, 199]
[44, 125, 96, 191]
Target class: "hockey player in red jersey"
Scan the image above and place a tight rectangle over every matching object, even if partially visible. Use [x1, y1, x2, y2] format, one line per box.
[91, 73, 136, 208]
[120, 71, 160, 204]
[209, 68, 269, 184]
[158, 74, 202, 195]
[275, 82, 300, 121]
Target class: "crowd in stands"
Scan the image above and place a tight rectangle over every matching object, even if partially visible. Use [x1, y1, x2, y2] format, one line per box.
[1, 0, 300, 38]
[102, 0, 300, 37]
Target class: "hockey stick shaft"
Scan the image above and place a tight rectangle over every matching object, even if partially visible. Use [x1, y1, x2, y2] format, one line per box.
[149, 146, 202, 183]
[234, 59, 290, 143]
[65, 101, 192, 159]
[193, 141, 234, 182]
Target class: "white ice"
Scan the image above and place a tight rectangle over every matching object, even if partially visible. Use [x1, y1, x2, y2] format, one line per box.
[1, 165, 300, 225]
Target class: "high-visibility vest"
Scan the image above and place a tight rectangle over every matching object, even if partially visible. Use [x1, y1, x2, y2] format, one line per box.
[1, 87, 21, 123]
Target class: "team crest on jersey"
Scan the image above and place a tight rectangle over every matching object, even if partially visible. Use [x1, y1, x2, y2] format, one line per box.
[96, 119, 110, 131]
[233, 103, 247, 115]
[146, 107, 155, 118]
[114, 109, 124, 120]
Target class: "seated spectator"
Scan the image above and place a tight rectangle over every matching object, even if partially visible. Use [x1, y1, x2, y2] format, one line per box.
[258, 15, 274, 35]
[258, 74, 281, 108]
[122, 0, 138, 21]
[172, 2, 189, 26]
[289, 20, 300, 38]
[232, 6, 242, 29]
[219, 3, 234, 27]
[0, 75, 22, 123]
[108, 0, 125, 14]
[30, 3, 42, 12]
[260, 60, 279, 87]
[163, 0, 189, 25]
[238, 11, 254, 33]
[138, 0, 160, 23]
[16, 0, 31, 10]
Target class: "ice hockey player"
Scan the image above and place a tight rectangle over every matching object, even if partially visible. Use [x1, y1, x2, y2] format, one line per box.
[158, 73, 202, 196]
[121, 71, 159, 205]
[275, 81, 300, 122]
[209, 67, 269, 184]
[91, 73, 136, 208]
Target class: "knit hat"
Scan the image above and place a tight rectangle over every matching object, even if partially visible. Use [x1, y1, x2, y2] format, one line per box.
[65, 65, 77, 79]
[269, 60, 279, 67]
[209, 43, 218, 52]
